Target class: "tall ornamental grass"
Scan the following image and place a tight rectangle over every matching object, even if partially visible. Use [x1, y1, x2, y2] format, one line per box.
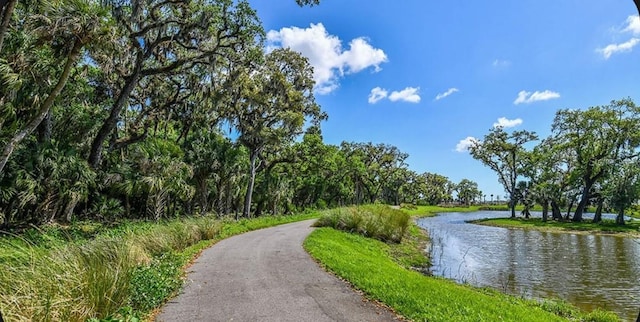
[0, 213, 315, 321]
[314, 205, 410, 243]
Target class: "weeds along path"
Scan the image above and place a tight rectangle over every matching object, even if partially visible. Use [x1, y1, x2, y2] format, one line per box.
[156, 219, 398, 322]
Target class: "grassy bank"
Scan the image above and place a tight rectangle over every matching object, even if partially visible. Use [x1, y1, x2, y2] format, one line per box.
[313, 205, 430, 270]
[399, 204, 482, 217]
[0, 213, 319, 321]
[472, 217, 640, 237]
[307, 206, 619, 322]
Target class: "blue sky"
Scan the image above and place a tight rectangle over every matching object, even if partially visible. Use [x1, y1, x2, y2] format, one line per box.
[249, 0, 640, 199]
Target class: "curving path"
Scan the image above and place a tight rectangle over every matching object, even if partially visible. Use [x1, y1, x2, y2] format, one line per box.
[156, 219, 399, 322]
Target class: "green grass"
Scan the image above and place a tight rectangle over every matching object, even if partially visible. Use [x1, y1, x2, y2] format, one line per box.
[304, 227, 620, 322]
[472, 217, 640, 236]
[0, 212, 319, 321]
[386, 223, 431, 271]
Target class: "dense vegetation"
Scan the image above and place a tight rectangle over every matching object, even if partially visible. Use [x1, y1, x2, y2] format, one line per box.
[0, 0, 481, 229]
[0, 213, 318, 320]
[470, 99, 640, 225]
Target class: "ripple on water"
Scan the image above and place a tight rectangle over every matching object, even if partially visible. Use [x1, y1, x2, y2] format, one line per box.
[417, 211, 640, 321]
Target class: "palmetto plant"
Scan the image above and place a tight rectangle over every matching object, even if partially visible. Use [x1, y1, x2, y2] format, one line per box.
[0, 0, 113, 174]
[0, 143, 95, 225]
[111, 139, 194, 221]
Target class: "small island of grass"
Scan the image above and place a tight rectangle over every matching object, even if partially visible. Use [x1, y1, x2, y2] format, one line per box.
[471, 217, 640, 237]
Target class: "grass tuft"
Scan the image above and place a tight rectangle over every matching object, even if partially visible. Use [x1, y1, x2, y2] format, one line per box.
[315, 205, 410, 243]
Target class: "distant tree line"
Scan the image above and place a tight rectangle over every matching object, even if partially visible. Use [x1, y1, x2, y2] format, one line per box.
[471, 99, 640, 225]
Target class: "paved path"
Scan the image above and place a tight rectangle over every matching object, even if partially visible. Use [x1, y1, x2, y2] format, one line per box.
[156, 219, 399, 322]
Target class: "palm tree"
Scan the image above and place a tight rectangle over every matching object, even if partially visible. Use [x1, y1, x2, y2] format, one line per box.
[0, 0, 113, 174]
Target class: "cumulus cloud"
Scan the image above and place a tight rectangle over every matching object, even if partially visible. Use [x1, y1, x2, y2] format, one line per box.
[368, 87, 388, 104]
[597, 38, 640, 59]
[514, 90, 560, 105]
[493, 117, 523, 128]
[388, 87, 421, 103]
[435, 88, 459, 101]
[456, 137, 479, 153]
[266, 23, 388, 94]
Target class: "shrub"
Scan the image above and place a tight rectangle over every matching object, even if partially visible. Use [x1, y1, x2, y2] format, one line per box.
[315, 205, 410, 243]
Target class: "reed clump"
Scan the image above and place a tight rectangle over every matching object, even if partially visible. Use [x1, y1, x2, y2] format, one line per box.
[314, 205, 410, 243]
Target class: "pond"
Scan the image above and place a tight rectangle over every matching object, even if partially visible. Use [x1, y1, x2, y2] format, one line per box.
[416, 211, 640, 321]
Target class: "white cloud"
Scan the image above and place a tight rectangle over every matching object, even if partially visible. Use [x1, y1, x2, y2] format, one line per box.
[597, 38, 640, 59]
[493, 117, 523, 128]
[492, 59, 511, 68]
[596, 15, 640, 60]
[389, 87, 421, 103]
[456, 137, 479, 153]
[266, 23, 388, 94]
[368, 87, 388, 104]
[435, 88, 459, 101]
[623, 15, 640, 35]
[341, 38, 387, 73]
[514, 90, 561, 105]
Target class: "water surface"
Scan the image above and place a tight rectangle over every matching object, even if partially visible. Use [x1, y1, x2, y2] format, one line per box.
[417, 211, 640, 321]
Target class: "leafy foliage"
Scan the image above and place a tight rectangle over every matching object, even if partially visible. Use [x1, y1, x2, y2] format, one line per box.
[129, 253, 183, 311]
[471, 99, 640, 224]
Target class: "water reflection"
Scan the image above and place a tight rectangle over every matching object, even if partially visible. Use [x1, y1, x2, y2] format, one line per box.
[417, 211, 640, 321]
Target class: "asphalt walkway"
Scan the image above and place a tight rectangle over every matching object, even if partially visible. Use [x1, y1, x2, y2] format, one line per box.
[156, 219, 398, 321]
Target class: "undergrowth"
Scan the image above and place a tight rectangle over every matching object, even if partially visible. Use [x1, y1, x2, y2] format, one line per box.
[0, 212, 318, 321]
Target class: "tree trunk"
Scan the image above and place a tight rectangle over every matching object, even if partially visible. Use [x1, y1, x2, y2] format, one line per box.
[551, 200, 562, 220]
[573, 185, 591, 222]
[541, 201, 549, 222]
[195, 176, 208, 214]
[0, 39, 82, 175]
[243, 150, 258, 218]
[0, 0, 17, 52]
[37, 111, 52, 143]
[565, 200, 574, 220]
[616, 208, 626, 225]
[225, 180, 232, 217]
[593, 198, 603, 223]
[509, 195, 516, 218]
[61, 194, 80, 223]
[88, 59, 143, 168]
[523, 205, 531, 219]
[272, 197, 278, 216]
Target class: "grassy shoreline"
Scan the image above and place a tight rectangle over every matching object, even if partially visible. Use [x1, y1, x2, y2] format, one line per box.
[306, 205, 620, 321]
[471, 217, 640, 237]
[0, 212, 320, 321]
[304, 227, 618, 321]
[404, 204, 640, 237]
